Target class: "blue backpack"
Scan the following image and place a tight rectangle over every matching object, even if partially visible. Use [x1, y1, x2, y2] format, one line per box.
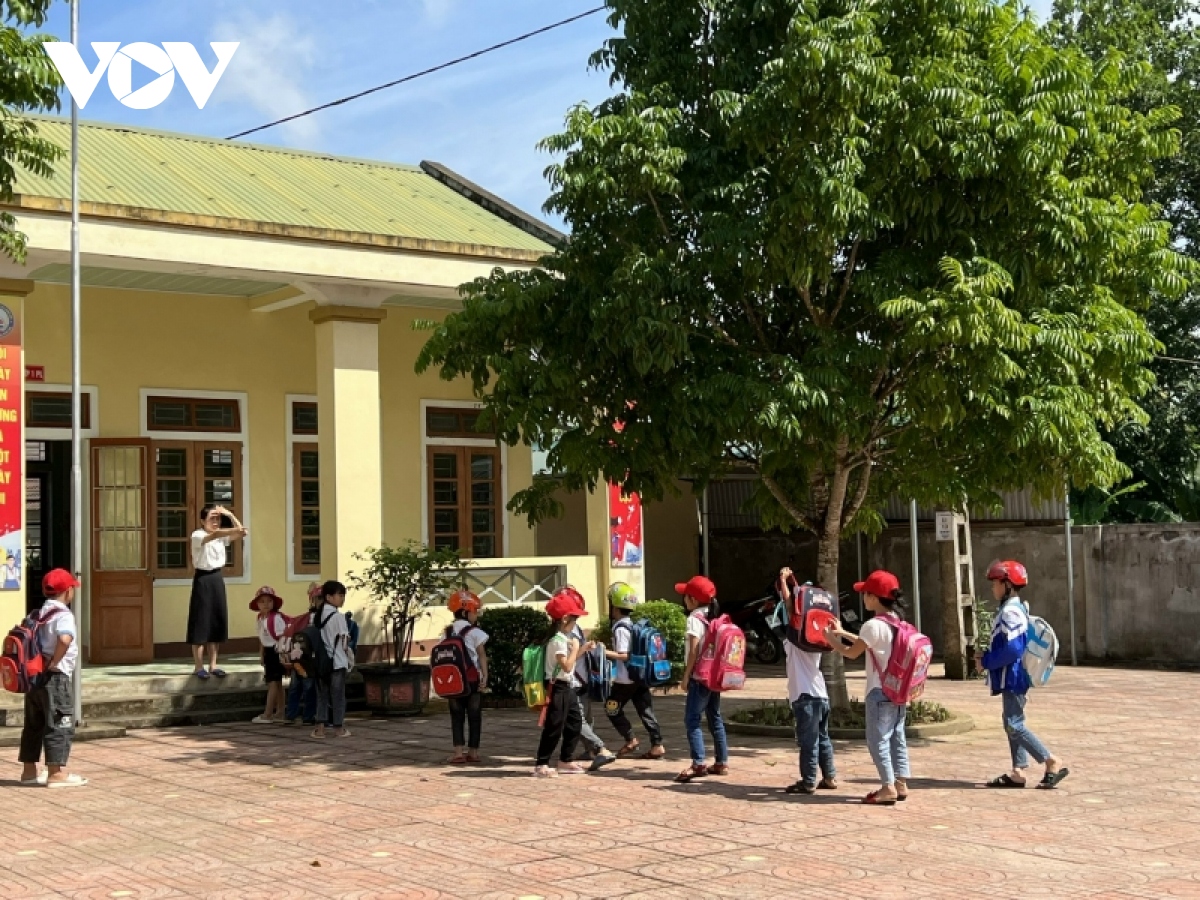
[617, 618, 671, 687]
[583, 643, 612, 702]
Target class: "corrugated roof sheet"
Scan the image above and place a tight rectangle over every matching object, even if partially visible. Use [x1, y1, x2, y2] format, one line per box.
[11, 117, 554, 255]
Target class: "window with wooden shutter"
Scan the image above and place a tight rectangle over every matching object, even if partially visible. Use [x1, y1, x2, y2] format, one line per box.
[293, 442, 320, 575]
[427, 446, 502, 558]
[150, 441, 243, 578]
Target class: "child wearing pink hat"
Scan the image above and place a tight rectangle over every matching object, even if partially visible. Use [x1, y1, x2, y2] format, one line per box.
[250, 586, 286, 724]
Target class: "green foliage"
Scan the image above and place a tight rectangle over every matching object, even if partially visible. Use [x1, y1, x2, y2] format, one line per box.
[1, 1, 63, 262]
[590, 599, 688, 682]
[1051, 0, 1200, 522]
[419, 0, 1190, 574]
[347, 541, 465, 666]
[732, 698, 951, 729]
[476, 605, 553, 697]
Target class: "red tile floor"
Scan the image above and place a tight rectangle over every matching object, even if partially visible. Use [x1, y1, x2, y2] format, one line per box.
[4, 663, 1199, 899]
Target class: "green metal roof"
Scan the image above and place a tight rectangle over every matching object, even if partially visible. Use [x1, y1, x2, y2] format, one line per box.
[12, 117, 554, 256]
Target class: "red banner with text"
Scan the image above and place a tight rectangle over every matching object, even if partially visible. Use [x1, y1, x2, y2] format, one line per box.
[0, 298, 22, 592]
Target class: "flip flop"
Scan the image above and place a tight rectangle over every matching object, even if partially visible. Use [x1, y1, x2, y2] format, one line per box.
[20, 771, 48, 786]
[987, 774, 1027, 788]
[589, 753, 618, 771]
[447, 753, 469, 764]
[210, 668, 227, 679]
[707, 764, 729, 776]
[1038, 768, 1070, 789]
[638, 749, 666, 760]
[818, 779, 839, 790]
[194, 669, 210, 681]
[675, 765, 708, 784]
[616, 743, 641, 758]
[862, 790, 897, 806]
[785, 781, 816, 795]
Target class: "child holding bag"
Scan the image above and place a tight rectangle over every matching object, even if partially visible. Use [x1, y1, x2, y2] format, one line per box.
[533, 588, 592, 778]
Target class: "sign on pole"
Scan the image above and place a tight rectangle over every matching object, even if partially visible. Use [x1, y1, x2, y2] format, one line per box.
[935, 511, 955, 542]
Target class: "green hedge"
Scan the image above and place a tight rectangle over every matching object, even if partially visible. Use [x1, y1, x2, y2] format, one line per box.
[476, 605, 553, 698]
[590, 599, 688, 684]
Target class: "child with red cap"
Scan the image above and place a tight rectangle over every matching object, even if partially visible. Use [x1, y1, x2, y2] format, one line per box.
[825, 569, 910, 804]
[533, 586, 593, 777]
[18, 568, 87, 787]
[675, 575, 729, 784]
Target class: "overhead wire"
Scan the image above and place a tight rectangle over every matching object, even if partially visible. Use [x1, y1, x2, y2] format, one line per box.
[226, 6, 607, 140]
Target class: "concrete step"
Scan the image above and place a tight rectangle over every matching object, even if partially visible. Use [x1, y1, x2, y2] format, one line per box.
[0, 722, 126, 748]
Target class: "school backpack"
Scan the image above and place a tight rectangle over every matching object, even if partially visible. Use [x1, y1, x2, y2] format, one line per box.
[869, 614, 933, 705]
[295, 610, 338, 681]
[430, 625, 480, 700]
[1003, 600, 1059, 689]
[616, 618, 672, 687]
[1, 607, 63, 694]
[692, 613, 747, 693]
[779, 579, 839, 653]
[581, 641, 612, 702]
[522, 643, 548, 709]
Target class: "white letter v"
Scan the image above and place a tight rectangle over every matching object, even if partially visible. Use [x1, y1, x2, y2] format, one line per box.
[43, 42, 121, 109]
[163, 42, 240, 109]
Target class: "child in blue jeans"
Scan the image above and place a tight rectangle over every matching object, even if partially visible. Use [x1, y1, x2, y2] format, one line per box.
[284, 582, 321, 725]
[675, 575, 729, 784]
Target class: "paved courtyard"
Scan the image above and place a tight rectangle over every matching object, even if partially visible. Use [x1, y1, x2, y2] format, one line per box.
[4, 663, 1200, 900]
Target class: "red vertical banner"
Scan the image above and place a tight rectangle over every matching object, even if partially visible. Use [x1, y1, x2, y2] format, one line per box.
[608, 483, 643, 568]
[0, 298, 21, 592]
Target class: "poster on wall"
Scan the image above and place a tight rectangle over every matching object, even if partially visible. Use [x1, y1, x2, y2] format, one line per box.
[0, 299, 21, 591]
[609, 482, 643, 568]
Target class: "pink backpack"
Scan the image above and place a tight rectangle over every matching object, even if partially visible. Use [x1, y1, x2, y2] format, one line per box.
[692, 613, 747, 693]
[869, 614, 932, 705]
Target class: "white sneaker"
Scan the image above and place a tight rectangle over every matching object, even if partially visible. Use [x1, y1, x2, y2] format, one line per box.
[532, 765, 558, 778]
[251, 715, 273, 724]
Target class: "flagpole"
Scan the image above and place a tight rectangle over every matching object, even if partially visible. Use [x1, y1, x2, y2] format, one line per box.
[69, 0, 84, 726]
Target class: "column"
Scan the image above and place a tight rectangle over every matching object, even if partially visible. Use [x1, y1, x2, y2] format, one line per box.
[310, 305, 387, 584]
[0, 279, 32, 631]
[586, 482, 647, 606]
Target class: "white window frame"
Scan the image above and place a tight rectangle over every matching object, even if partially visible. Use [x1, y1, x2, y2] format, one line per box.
[139, 388, 251, 585]
[420, 399, 509, 557]
[25, 383, 100, 441]
[286, 394, 319, 582]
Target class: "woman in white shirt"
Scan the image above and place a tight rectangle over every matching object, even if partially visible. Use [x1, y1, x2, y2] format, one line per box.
[186, 504, 247, 680]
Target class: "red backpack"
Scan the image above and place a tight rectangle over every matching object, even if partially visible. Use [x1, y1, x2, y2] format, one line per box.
[778, 578, 840, 653]
[692, 613, 747, 693]
[870, 614, 933, 705]
[430, 625, 480, 699]
[1, 608, 63, 694]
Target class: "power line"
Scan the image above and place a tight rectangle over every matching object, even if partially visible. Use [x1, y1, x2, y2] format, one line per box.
[226, 6, 607, 140]
[1158, 355, 1200, 367]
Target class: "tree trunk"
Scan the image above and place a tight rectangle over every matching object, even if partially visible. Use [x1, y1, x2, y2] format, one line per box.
[816, 532, 851, 711]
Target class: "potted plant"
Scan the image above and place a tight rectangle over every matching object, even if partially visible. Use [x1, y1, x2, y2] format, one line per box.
[349, 541, 465, 716]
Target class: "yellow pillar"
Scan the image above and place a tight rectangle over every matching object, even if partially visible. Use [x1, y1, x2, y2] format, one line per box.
[586, 483, 647, 609]
[310, 305, 386, 586]
[0, 279, 33, 631]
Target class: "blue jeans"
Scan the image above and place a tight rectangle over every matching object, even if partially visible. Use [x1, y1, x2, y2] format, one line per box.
[684, 679, 728, 766]
[865, 687, 909, 785]
[285, 674, 317, 723]
[1002, 691, 1051, 769]
[791, 695, 835, 786]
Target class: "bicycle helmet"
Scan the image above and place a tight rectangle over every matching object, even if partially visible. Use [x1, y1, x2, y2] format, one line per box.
[985, 559, 1028, 588]
[607, 581, 640, 610]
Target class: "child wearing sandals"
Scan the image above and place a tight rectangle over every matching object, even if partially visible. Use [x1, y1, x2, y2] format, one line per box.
[250, 586, 287, 724]
[604, 582, 665, 763]
[533, 588, 593, 777]
[675, 575, 729, 784]
[825, 570, 910, 805]
[978, 560, 1069, 791]
[445, 589, 489, 765]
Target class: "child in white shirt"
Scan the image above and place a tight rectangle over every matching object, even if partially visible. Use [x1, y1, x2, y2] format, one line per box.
[312, 580, 351, 739]
[251, 586, 287, 724]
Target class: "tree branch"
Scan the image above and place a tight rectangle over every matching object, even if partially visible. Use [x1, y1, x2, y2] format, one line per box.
[761, 473, 818, 532]
[843, 461, 874, 527]
[739, 295, 773, 353]
[646, 191, 671, 240]
[830, 238, 860, 325]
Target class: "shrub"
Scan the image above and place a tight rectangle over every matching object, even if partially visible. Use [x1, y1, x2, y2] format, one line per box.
[731, 699, 952, 729]
[476, 605, 553, 698]
[589, 599, 688, 684]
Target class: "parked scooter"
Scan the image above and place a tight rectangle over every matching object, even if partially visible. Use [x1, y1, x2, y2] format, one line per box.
[724, 590, 784, 665]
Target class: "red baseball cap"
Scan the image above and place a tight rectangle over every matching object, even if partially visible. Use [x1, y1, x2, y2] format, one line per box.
[853, 570, 900, 598]
[43, 568, 81, 596]
[675, 575, 717, 602]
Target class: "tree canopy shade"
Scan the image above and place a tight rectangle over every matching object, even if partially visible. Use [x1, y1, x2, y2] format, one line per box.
[418, 0, 1190, 701]
[0, 0, 62, 262]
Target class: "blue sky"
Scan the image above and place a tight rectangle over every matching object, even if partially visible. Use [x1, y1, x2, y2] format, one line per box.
[39, 0, 1054, 231]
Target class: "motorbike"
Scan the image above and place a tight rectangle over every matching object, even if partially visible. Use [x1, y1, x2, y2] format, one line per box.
[725, 590, 785, 665]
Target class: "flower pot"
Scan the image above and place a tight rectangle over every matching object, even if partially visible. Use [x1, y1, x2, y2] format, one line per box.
[359, 663, 430, 716]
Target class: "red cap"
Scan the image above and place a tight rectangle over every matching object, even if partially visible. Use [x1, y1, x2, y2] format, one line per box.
[250, 585, 284, 611]
[43, 568, 80, 596]
[853, 570, 900, 598]
[545, 585, 587, 620]
[675, 575, 716, 602]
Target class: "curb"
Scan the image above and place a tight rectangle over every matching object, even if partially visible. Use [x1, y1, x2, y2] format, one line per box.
[726, 714, 974, 741]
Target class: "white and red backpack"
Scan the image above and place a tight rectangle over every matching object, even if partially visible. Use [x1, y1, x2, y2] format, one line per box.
[430, 625, 480, 699]
[692, 612, 746, 693]
[869, 613, 932, 705]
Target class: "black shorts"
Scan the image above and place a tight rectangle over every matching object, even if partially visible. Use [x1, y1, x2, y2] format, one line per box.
[263, 646, 285, 683]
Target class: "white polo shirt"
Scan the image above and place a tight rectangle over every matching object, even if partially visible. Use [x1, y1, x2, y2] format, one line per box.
[37, 599, 78, 679]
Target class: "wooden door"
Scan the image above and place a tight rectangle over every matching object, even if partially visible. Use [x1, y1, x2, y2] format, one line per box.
[90, 439, 154, 664]
[427, 446, 503, 558]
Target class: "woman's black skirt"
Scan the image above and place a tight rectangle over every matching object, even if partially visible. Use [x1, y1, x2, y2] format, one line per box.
[186, 567, 228, 645]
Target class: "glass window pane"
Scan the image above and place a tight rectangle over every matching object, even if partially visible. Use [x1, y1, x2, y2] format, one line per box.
[156, 448, 188, 478]
[433, 454, 457, 479]
[205, 480, 234, 504]
[434, 482, 458, 505]
[223, 544, 235, 568]
[434, 509, 458, 534]
[461, 412, 480, 434]
[301, 539, 321, 565]
[292, 403, 318, 435]
[157, 541, 187, 570]
[471, 455, 494, 481]
[472, 535, 495, 558]
[156, 479, 186, 507]
[434, 536, 455, 550]
[472, 509, 495, 535]
[157, 509, 187, 539]
[195, 403, 236, 429]
[301, 484, 320, 507]
[301, 510, 320, 536]
[299, 451, 319, 478]
[28, 394, 73, 427]
[427, 411, 460, 435]
[471, 482, 493, 506]
[204, 449, 233, 478]
[150, 401, 189, 428]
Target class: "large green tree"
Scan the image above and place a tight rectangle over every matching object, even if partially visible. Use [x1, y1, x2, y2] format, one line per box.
[1051, 0, 1200, 522]
[1, 0, 62, 262]
[419, 0, 1188, 703]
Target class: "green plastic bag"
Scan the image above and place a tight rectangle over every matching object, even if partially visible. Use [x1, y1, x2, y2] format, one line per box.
[522, 644, 547, 709]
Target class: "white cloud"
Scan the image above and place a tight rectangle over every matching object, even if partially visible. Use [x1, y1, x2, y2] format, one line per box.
[211, 11, 321, 142]
[420, 0, 459, 27]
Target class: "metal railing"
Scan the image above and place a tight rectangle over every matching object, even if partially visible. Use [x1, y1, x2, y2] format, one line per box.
[461, 563, 566, 606]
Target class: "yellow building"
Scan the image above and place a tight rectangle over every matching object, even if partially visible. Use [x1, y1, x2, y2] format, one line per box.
[0, 118, 692, 664]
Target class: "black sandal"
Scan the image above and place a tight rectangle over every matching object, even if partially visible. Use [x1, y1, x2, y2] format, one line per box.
[987, 774, 1027, 788]
[785, 781, 816, 795]
[1038, 768, 1070, 789]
